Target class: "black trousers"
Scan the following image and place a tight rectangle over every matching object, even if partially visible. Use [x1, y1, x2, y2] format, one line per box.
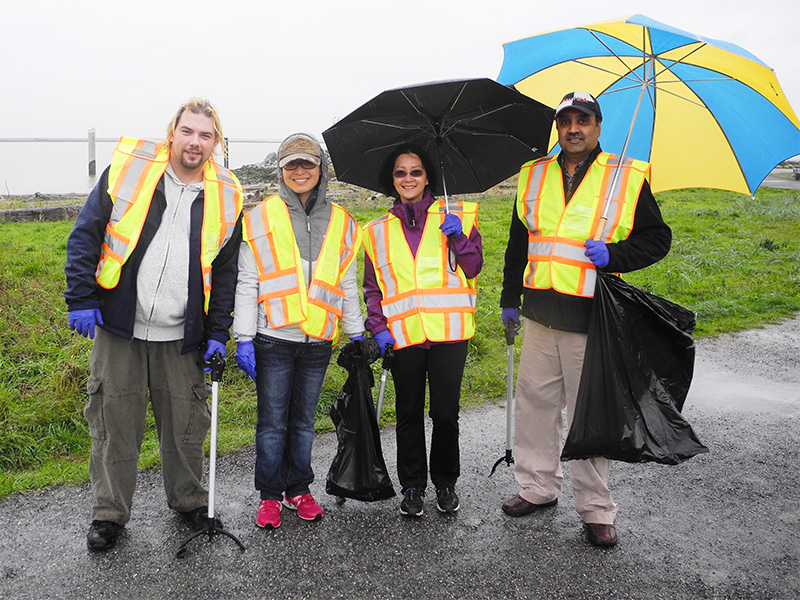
[391, 340, 469, 491]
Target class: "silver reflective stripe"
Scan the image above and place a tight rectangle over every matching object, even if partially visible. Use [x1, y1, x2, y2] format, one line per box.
[553, 241, 592, 264]
[320, 317, 335, 340]
[248, 209, 268, 238]
[447, 311, 464, 338]
[390, 325, 409, 349]
[521, 162, 548, 230]
[527, 240, 553, 257]
[370, 218, 398, 298]
[309, 285, 341, 311]
[260, 271, 299, 294]
[382, 295, 417, 318]
[266, 298, 285, 324]
[598, 157, 634, 239]
[114, 145, 158, 206]
[131, 140, 158, 159]
[219, 176, 239, 224]
[104, 234, 128, 259]
[418, 292, 475, 310]
[580, 268, 597, 296]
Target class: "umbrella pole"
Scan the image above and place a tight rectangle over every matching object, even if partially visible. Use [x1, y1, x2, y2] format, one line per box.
[594, 58, 654, 240]
[439, 158, 460, 270]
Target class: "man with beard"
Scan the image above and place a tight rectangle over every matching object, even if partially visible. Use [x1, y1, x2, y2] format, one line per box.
[65, 98, 243, 551]
[499, 91, 671, 547]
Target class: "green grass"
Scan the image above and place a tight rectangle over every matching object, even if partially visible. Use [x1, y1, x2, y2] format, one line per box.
[1, 184, 798, 498]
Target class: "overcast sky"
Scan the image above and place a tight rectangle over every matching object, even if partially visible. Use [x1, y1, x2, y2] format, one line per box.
[2, 0, 798, 146]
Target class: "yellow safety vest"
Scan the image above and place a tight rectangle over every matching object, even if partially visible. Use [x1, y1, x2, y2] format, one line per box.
[516, 151, 649, 298]
[363, 200, 478, 349]
[96, 137, 243, 312]
[242, 195, 362, 342]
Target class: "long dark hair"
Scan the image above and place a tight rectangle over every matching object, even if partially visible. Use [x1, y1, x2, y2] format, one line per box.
[378, 144, 439, 199]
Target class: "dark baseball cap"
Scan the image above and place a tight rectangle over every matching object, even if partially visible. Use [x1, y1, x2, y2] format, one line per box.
[554, 91, 602, 120]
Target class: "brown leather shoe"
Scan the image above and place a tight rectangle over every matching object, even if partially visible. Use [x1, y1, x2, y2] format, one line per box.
[501, 494, 557, 517]
[585, 523, 618, 547]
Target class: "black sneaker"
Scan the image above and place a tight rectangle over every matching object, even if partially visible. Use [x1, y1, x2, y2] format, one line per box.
[436, 487, 460, 513]
[179, 506, 224, 531]
[399, 487, 425, 517]
[87, 520, 124, 551]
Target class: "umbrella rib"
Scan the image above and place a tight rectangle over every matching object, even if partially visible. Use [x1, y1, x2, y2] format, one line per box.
[586, 29, 649, 85]
[438, 102, 532, 138]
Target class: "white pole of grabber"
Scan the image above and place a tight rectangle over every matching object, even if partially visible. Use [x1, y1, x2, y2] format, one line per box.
[88, 128, 96, 176]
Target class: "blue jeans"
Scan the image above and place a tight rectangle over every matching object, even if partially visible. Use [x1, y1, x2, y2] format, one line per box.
[253, 335, 332, 501]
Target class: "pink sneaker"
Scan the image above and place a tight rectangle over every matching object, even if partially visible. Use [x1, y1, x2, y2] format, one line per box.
[256, 499, 281, 529]
[283, 493, 323, 521]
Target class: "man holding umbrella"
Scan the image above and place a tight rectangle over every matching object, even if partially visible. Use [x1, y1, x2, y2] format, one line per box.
[500, 91, 671, 547]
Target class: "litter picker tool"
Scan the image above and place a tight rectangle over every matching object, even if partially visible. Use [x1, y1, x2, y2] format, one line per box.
[490, 318, 520, 476]
[177, 352, 245, 558]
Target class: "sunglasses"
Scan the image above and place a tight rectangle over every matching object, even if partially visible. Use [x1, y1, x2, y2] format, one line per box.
[283, 159, 318, 171]
[393, 168, 425, 179]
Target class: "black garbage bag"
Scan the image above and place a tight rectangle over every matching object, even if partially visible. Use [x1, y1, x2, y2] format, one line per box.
[561, 272, 709, 465]
[326, 338, 396, 501]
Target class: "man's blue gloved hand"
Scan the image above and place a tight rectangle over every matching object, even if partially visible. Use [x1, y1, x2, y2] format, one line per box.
[204, 339, 227, 372]
[501, 307, 520, 328]
[350, 335, 366, 341]
[373, 329, 396, 358]
[68, 308, 103, 339]
[234, 340, 256, 381]
[584, 240, 610, 268]
[440, 213, 463, 238]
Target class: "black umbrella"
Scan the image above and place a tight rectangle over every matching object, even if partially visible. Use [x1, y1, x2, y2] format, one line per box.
[322, 78, 554, 206]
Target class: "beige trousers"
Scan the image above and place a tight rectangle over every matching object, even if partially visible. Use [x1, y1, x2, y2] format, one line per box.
[513, 318, 617, 524]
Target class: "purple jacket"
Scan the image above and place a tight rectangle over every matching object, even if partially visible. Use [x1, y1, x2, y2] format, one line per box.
[363, 192, 484, 343]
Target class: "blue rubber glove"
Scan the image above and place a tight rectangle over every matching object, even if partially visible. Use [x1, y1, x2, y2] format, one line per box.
[501, 307, 520, 328]
[350, 335, 366, 341]
[68, 308, 104, 339]
[234, 340, 256, 381]
[373, 329, 396, 358]
[204, 339, 227, 372]
[584, 240, 610, 268]
[440, 213, 463, 237]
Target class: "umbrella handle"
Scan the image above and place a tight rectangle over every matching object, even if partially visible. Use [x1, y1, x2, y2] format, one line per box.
[593, 216, 608, 241]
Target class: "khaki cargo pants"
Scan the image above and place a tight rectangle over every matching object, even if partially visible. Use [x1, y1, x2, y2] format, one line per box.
[84, 328, 211, 525]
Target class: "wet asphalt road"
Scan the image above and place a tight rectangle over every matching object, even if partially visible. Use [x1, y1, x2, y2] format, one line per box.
[1, 315, 798, 600]
[760, 169, 800, 191]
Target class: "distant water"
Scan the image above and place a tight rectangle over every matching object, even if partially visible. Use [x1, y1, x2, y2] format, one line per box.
[0, 141, 278, 195]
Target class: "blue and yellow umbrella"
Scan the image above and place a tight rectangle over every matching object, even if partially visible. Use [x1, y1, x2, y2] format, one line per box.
[497, 14, 800, 195]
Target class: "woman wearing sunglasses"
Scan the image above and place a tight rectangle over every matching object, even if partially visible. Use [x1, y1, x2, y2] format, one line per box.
[362, 144, 483, 517]
[232, 133, 365, 529]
